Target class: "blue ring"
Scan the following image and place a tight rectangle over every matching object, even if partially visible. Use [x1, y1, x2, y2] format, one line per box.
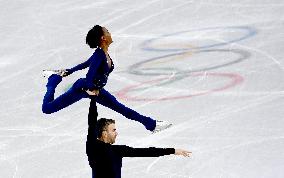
[141, 26, 257, 52]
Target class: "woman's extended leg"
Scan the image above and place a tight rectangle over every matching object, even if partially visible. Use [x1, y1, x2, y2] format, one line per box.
[95, 89, 156, 131]
[42, 75, 88, 114]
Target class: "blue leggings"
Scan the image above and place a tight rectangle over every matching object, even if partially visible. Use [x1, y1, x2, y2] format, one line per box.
[42, 75, 156, 131]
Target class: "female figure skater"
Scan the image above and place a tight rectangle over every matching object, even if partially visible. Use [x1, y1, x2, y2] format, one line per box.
[42, 25, 171, 133]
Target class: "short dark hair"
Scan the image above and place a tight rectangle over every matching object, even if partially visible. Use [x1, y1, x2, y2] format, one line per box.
[86, 25, 104, 48]
[97, 118, 115, 138]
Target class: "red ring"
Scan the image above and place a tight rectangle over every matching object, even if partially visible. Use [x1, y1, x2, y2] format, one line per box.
[115, 72, 243, 101]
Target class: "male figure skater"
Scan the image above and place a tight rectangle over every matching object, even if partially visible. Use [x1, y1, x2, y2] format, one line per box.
[86, 99, 191, 178]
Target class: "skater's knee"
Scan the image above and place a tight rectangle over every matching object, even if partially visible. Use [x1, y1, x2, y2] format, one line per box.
[42, 108, 52, 114]
[42, 105, 53, 114]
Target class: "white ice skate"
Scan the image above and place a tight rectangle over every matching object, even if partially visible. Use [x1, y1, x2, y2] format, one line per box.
[152, 120, 172, 133]
[42, 69, 66, 78]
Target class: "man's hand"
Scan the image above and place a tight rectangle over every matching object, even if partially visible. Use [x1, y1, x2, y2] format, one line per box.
[174, 149, 192, 157]
[86, 89, 100, 96]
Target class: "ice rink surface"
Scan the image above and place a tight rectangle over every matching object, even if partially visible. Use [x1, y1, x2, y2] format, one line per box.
[0, 0, 284, 177]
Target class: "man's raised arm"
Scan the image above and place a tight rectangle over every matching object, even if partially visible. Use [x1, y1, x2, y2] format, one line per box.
[87, 99, 98, 140]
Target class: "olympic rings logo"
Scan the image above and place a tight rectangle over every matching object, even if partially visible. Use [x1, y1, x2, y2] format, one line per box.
[116, 26, 256, 101]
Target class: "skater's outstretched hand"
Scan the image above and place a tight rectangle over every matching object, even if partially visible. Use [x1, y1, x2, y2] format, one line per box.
[174, 149, 192, 157]
[86, 89, 100, 96]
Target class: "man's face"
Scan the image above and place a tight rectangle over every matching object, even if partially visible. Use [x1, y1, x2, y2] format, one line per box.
[105, 123, 118, 144]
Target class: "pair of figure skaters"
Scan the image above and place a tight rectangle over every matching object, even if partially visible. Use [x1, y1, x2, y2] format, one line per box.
[42, 25, 191, 178]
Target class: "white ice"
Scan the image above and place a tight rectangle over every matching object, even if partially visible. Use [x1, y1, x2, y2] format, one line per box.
[0, 0, 284, 178]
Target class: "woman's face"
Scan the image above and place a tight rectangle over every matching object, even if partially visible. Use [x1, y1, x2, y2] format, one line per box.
[102, 27, 113, 45]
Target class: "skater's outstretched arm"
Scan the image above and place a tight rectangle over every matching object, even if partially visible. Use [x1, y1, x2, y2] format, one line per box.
[113, 145, 174, 157]
[65, 48, 104, 77]
[66, 59, 91, 75]
[113, 145, 191, 157]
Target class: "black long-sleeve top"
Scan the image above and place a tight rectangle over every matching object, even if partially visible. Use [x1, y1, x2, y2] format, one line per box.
[86, 99, 175, 178]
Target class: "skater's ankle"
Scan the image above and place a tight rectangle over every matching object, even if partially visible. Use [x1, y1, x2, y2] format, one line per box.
[46, 74, 62, 87]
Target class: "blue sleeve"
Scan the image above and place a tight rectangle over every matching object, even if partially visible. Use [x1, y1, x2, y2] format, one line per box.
[68, 58, 91, 74]
[85, 49, 105, 90]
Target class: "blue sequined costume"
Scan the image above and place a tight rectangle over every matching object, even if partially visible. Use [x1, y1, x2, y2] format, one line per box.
[42, 48, 156, 131]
